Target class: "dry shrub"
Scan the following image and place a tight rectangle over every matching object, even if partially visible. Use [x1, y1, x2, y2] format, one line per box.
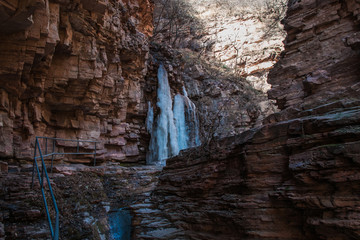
[153, 0, 204, 45]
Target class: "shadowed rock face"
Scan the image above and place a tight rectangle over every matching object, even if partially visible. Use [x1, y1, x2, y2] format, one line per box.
[137, 0, 360, 239]
[268, 0, 360, 110]
[0, 0, 153, 164]
[152, 102, 360, 239]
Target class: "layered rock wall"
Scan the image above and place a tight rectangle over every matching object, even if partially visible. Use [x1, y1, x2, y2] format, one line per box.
[0, 0, 153, 163]
[1, 0, 360, 239]
[268, 0, 360, 110]
[153, 102, 360, 239]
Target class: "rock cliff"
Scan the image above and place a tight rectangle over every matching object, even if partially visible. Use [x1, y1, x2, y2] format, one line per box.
[0, 0, 153, 164]
[138, 0, 360, 239]
[268, 0, 360, 110]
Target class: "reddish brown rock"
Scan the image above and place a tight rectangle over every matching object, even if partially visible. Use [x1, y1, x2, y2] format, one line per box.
[268, 0, 360, 110]
[0, 0, 154, 164]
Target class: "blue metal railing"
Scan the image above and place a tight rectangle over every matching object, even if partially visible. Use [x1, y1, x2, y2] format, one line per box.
[31, 136, 100, 240]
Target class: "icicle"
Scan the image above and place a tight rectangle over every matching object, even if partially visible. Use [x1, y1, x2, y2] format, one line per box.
[146, 102, 153, 134]
[183, 86, 188, 97]
[182, 86, 201, 147]
[156, 65, 179, 160]
[173, 94, 188, 151]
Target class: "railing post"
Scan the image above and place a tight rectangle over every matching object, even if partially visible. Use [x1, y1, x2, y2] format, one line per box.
[54, 213, 59, 240]
[41, 187, 54, 238]
[38, 141, 58, 239]
[41, 161, 44, 187]
[45, 137, 48, 155]
[94, 142, 97, 166]
[51, 139, 55, 174]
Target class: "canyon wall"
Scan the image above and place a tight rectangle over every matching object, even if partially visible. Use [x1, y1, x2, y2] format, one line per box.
[0, 0, 153, 164]
[268, 0, 360, 110]
[186, 0, 287, 93]
[143, 0, 360, 239]
[1, 0, 360, 239]
[153, 0, 287, 92]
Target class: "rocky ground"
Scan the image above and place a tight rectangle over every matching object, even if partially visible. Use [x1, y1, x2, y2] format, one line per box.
[0, 163, 163, 240]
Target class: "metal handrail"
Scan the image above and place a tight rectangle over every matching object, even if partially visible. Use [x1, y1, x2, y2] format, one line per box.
[31, 136, 100, 240]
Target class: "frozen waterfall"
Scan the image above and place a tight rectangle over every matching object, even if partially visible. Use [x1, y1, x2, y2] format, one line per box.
[147, 64, 201, 166]
[182, 87, 201, 147]
[146, 102, 154, 134]
[173, 94, 188, 151]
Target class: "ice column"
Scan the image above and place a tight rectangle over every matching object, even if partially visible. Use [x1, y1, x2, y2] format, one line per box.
[147, 64, 179, 165]
[173, 94, 189, 151]
[146, 102, 154, 134]
[182, 87, 201, 147]
[147, 65, 201, 166]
